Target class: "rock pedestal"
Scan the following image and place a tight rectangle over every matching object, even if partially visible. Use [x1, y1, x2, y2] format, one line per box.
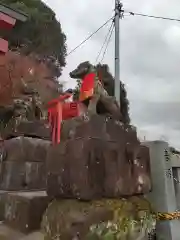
[47, 115, 151, 200]
[0, 114, 153, 238]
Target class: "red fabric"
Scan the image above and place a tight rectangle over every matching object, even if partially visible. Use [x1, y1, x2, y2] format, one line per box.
[79, 72, 96, 101]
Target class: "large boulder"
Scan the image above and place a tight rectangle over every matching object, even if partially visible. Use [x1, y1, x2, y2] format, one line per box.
[41, 197, 156, 240]
[47, 115, 151, 199]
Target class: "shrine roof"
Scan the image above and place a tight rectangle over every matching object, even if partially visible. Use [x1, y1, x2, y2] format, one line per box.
[0, 2, 28, 22]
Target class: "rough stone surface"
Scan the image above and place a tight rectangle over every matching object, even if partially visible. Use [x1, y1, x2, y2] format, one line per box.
[0, 191, 49, 233]
[41, 197, 156, 240]
[60, 114, 139, 142]
[0, 136, 51, 162]
[0, 224, 24, 240]
[19, 231, 44, 240]
[0, 225, 44, 240]
[47, 139, 104, 199]
[0, 136, 49, 190]
[0, 192, 6, 220]
[0, 161, 46, 191]
[0, 224, 44, 240]
[47, 115, 151, 199]
[4, 120, 51, 140]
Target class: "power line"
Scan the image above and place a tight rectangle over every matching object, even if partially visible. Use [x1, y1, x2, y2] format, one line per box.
[100, 24, 114, 63]
[95, 19, 114, 63]
[66, 6, 180, 57]
[125, 10, 180, 22]
[67, 15, 114, 56]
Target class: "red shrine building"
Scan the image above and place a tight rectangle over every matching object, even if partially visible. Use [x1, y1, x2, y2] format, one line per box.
[0, 3, 28, 54]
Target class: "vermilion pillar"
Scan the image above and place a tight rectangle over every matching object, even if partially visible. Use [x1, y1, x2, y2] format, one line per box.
[47, 94, 79, 144]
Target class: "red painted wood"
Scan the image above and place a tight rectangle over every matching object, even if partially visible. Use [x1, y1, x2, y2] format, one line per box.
[0, 12, 16, 29]
[62, 102, 79, 120]
[48, 94, 80, 144]
[0, 38, 8, 54]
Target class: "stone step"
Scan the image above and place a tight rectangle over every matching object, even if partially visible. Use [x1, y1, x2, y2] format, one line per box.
[0, 224, 44, 240]
[0, 191, 50, 234]
[19, 231, 44, 240]
[0, 224, 24, 240]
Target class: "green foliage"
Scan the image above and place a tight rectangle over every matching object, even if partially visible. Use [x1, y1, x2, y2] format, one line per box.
[87, 214, 156, 240]
[0, 0, 67, 77]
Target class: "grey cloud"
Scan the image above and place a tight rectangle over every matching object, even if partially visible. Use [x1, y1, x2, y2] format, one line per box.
[131, 100, 180, 127]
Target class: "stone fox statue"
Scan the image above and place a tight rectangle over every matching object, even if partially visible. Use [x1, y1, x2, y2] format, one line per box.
[69, 61, 122, 120]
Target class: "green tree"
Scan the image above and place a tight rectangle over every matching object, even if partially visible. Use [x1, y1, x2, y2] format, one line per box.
[0, 0, 67, 77]
[73, 63, 130, 124]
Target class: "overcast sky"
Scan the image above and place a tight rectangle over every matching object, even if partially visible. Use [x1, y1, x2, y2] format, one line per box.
[43, 0, 180, 149]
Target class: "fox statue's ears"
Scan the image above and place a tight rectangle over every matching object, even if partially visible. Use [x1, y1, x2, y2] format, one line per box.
[97, 69, 103, 83]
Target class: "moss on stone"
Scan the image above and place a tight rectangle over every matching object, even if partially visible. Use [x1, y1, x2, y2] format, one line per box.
[41, 197, 156, 240]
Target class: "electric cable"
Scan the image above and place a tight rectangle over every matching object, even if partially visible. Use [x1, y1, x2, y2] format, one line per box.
[67, 15, 115, 56]
[125, 10, 180, 22]
[95, 19, 114, 63]
[100, 24, 114, 63]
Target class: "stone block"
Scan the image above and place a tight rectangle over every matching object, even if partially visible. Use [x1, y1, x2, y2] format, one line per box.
[1, 136, 50, 162]
[4, 120, 51, 140]
[0, 191, 49, 233]
[47, 115, 151, 199]
[61, 114, 139, 143]
[47, 139, 104, 200]
[0, 161, 46, 191]
[0, 191, 6, 220]
[0, 224, 24, 240]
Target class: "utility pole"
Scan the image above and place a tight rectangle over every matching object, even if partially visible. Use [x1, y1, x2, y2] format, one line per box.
[114, 0, 123, 106]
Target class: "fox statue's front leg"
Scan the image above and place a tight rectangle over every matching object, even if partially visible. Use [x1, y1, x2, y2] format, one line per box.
[87, 79, 102, 115]
[87, 95, 99, 115]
